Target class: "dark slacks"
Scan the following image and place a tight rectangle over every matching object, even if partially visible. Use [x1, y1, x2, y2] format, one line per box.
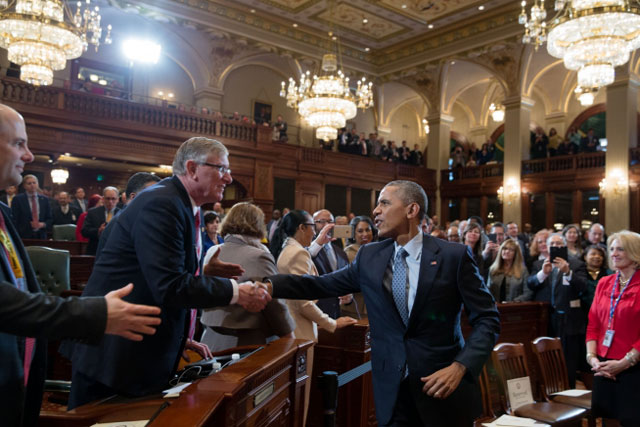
[388, 374, 482, 427]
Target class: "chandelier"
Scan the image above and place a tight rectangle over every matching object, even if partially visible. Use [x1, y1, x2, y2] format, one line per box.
[280, 50, 373, 141]
[519, 0, 640, 91]
[50, 167, 68, 184]
[489, 102, 505, 122]
[0, 0, 112, 86]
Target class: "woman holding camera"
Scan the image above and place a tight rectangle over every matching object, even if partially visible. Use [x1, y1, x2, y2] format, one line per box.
[586, 231, 640, 426]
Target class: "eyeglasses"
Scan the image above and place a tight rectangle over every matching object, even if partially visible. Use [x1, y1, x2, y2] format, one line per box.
[315, 219, 334, 225]
[201, 162, 231, 175]
[304, 223, 315, 227]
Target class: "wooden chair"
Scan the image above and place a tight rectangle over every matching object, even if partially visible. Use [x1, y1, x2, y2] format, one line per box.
[492, 343, 586, 427]
[474, 365, 497, 426]
[531, 337, 594, 426]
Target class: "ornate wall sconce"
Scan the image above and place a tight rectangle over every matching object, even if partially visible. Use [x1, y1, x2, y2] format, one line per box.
[497, 178, 520, 205]
[599, 168, 628, 198]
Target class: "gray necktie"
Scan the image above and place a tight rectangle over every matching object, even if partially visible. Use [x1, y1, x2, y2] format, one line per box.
[324, 243, 337, 271]
[392, 248, 409, 326]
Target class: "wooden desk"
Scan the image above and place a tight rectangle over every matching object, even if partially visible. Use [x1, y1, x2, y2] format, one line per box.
[309, 319, 375, 427]
[40, 338, 313, 427]
[23, 239, 88, 255]
[69, 255, 94, 290]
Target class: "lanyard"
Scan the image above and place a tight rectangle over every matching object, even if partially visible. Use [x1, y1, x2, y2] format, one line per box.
[608, 271, 634, 329]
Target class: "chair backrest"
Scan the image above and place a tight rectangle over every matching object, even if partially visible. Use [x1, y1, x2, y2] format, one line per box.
[52, 224, 77, 241]
[25, 246, 70, 296]
[479, 365, 495, 419]
[491, 342, 532, 414]
[531, 336, 570, 399]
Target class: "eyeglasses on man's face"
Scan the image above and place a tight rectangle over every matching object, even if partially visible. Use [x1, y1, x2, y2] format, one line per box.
[201, 162, 231, 175]
[315, 219, 334, 225]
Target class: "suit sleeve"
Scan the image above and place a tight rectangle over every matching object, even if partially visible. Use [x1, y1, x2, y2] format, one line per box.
[81, 210, 101, 240]
[454, 247, 501, 377]
[0, 281, 106, 342]
[10, 198, 28, 237]
[255, 251, 295, 336]
[270, 245, 364, 299]
[133, 196, 233, 308]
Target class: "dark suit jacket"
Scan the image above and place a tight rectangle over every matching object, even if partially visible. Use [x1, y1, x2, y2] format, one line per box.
[67, 176, 235, 400]
[527, 256, 588, 336]
[52, 205, 80, 225]
[81, 206, 120, 255]
[71, 198, 87, 213]
[0, 204, 105, 427]
[270, 234, 500, 425]
[313, 241, 349, 319]
[11, 193, 52, 239]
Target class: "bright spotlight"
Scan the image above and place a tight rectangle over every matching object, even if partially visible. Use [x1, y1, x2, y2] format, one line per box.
[122, 39, 162, 64]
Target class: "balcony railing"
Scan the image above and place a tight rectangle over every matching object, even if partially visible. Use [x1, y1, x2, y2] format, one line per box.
[441, 163, 504, 183]
[0, 77, 257, 143]
[522, 152, 604, 175]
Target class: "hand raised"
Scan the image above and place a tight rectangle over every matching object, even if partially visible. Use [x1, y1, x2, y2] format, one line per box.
[542, 258, 553, 275]
[237, 281, 271, 312]
[203, 248, 245, 279]
[313, 223, 335, 247]
[104, 283, 162, 341]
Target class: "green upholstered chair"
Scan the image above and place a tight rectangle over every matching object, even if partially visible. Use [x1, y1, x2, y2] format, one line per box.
[52, 224, 77, 241]
[25, 246, 70, 296]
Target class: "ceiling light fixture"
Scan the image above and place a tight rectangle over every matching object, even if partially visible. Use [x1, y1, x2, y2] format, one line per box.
[520, 0, 640, 92]
[489, 102, 505, 122]
[123, 39, 161, 64]
[0, 0, 112, 86]
[280, 29, 373, 141]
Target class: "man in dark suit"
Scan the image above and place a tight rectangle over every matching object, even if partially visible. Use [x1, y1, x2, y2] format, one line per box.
[71, 187, 88, 213]
[81, 186, 120, 255]
[0, 103, 162, 427]
[51, 191, 80, 225]
[66, 137, 271, 409]
[580, 128, 600, 152]
[527, 232, 587, 388]
[309, 209, 351, 319]
[262, 180, 500, 426]
[1, 185, 17, 207]
[11, 174, 52, 239]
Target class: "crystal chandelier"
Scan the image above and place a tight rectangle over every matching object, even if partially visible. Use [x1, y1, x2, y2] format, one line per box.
[280, 49, 373, 141]
[574, 85, 597, 105]
[519, 0, 640, 91]
[0, 0, 112, 86]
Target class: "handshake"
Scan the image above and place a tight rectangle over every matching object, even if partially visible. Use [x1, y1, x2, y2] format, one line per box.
[236, 281, 274, 312]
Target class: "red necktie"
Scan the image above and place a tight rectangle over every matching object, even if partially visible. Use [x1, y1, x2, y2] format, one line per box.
[189, 209, 202, 340]
[0, 212, 35, 385]
[30, 195, 38, 224]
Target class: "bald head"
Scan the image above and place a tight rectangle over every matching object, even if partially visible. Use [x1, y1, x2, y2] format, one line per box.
[0, 104, 31, 188]
[0, 104, 24, 136]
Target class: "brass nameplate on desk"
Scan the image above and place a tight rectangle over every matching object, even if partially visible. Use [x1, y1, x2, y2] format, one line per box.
[254, 382, 275, 407]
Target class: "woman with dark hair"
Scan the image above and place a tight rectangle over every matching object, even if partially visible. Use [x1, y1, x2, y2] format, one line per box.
[563, 223, 583, 259]
[271, 209, 356, 424]
[202, 211, 223, 257]
[344, 215, 376, 263]
[200, 202, 295, 351]
[75, 194, 102, 242]
[463, 222, 486, 277]
[342, 216, 377, 318]
[582, 245, 612, 314]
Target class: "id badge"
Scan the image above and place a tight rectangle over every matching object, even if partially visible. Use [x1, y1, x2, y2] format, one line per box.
[602, 329, 615, 347]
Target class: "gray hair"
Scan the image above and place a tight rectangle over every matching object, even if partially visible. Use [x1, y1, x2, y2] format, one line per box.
[172, 137, 229, 176]
[547, 232, 566, 247]
[384, 180, 428, 220]
[22, 174, 38, 184]
[103, 186, 118, 196]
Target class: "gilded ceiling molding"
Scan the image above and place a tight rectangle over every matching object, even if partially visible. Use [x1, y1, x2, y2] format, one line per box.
[463, 40, 528, 97]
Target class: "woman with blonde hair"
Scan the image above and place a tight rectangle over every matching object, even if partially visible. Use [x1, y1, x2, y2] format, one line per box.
[527, 228, 550, 270]
[487, 239, 532, 302]
[586, 231, 640, 426]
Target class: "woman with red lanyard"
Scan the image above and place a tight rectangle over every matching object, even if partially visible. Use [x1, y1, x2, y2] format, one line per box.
[586, 230, 640, 426]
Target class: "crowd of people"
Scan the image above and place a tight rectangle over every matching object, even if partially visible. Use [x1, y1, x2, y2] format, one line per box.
[531, 126, 602, 159]
[321, 127, 424, 166]
[450, 138, 502, 168]
[1, 100, 637, 426]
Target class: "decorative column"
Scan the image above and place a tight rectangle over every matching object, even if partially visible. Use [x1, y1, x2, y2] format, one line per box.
[605, 75, 638, 232]
[502, 96, 534, 226]
[426, 113, 454, 219]
[194, 87, 225, 112]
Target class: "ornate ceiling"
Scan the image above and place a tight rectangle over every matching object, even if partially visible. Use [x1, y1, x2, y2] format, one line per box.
[117, 0, 524, 75]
